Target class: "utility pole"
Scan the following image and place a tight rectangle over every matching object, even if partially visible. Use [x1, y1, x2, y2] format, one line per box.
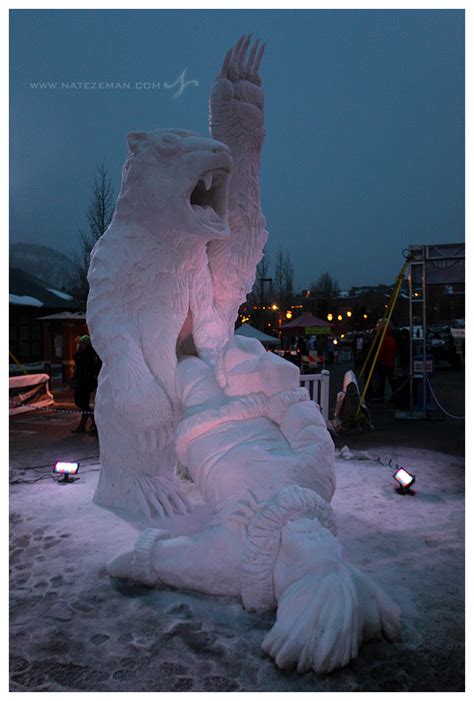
[259, 277, 273, 331]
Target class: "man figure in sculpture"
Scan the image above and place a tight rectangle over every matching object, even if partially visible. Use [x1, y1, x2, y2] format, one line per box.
[107, 335, 400, 674]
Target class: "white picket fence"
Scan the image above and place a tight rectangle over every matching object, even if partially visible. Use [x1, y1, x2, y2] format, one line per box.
[300, 370, 330, 421]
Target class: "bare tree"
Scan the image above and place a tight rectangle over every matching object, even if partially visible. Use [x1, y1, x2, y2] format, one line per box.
[69, 162, 115, 309]
[256, 249, 272, 307]
[310, 272, 340, 317]
[244, 247, 272, 310]
[310, 272, 340, 299]
[273, 246, 294, 311]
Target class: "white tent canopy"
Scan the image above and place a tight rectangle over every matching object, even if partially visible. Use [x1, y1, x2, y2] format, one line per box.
[235, 323, 280, 346]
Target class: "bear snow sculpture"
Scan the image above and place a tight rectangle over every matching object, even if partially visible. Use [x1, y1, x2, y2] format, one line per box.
[87, 36, 267, 518]
[88, 37, 401, 676]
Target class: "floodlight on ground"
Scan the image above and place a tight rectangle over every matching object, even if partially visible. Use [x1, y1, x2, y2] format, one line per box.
[376, 457, 417, 496]
[53, 461, 80, 484]
[393, 467, 416, 495]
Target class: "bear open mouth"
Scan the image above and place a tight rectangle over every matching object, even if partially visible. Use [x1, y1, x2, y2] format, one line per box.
[190, 168, 230, 226]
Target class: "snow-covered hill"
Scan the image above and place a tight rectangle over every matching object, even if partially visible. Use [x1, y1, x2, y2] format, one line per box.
[10, 243, 75, 292]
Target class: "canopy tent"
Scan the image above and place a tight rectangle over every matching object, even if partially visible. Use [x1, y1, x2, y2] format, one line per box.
[281, 312, 334, 335]
[235, 323, 280, 346]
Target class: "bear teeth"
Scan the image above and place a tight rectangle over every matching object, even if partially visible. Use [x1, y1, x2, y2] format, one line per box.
[203, 172, 213, 191]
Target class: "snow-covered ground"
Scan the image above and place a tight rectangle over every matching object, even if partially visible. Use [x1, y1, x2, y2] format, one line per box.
[10, 446, 464, 692]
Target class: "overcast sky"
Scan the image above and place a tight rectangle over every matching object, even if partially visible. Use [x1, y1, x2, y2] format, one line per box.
[10, 9, 464, 290]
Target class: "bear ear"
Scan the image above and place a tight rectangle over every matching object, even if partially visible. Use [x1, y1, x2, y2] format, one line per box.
[127, 131, 148, 153]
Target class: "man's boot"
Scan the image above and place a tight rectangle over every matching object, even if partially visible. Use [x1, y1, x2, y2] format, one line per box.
[71, 414, 87, 433]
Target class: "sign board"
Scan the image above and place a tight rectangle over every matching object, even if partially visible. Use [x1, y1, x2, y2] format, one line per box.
[413, 355, 433, 375]
[305, 326, 331, 335]
[410, 244, 465, 285]
[426, 259, 464, 285]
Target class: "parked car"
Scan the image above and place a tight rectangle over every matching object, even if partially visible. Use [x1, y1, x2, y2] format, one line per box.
[426, 328, 460, 368]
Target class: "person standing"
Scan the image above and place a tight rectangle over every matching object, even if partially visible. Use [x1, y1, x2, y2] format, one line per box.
[395, 327, 411, 409]
[374, 321, 397, 399]
[354, 334, 364, 370]
[298, 335, 308, 356]
[70, 335, 100, 435]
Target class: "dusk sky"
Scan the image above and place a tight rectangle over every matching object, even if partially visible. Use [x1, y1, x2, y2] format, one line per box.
[10, 9, 464, 290]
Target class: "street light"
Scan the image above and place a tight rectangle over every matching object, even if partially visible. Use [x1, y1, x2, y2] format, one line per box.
[337, 314, 343, 321]
[346, 311, 352, 318]
[286, 310, 293, 320]
[271, 304, 278, 311]
[327, 313, 333, 321]
[363, 313, 368, 319]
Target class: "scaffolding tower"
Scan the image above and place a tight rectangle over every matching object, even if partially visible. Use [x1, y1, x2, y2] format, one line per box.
[407, 243, 465, 418]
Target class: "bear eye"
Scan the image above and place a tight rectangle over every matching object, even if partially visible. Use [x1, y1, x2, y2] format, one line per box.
[157, 133, 181, 157]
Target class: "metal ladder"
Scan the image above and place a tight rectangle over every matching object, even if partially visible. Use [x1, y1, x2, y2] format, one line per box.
[408, 245, 428, 416]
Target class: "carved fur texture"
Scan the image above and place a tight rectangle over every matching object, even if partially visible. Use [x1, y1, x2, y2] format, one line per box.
[87, 37, 268, 519]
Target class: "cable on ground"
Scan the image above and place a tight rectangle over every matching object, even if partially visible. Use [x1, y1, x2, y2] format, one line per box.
[425, 374, 465, 420]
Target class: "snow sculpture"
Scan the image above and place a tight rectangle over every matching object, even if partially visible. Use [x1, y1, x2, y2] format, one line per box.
[87, 36, 267, 517]
[88, 35, 401, 674]
[108, 334, 400, 674]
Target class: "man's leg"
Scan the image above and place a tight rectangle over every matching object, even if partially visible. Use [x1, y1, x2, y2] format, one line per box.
[71, 388, 88, 433]
[107, 522, 243, 598]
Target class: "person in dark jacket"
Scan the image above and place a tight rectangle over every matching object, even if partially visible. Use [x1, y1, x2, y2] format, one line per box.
[71, 335, 101, 435]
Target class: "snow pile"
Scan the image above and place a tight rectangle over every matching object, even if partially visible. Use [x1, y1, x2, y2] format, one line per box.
[336, 445, 372, 461]
[10, 447, 464, 692]
[9, 374, 54, 415]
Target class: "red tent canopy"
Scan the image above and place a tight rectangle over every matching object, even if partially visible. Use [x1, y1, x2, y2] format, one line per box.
[281, 312, 333, 334]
